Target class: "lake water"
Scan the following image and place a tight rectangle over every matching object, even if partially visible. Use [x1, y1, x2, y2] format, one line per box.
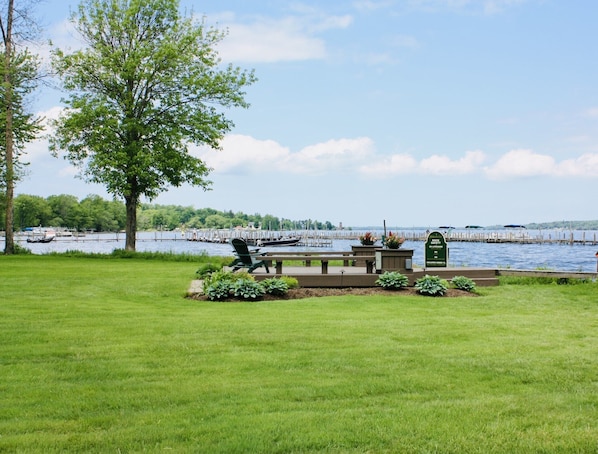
[14, 229, 598, 273]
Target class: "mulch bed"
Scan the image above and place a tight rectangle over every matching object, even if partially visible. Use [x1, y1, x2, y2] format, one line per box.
[188, 286, 477, 302]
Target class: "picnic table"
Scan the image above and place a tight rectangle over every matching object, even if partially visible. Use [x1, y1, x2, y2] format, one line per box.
[260, 251, 375, 274]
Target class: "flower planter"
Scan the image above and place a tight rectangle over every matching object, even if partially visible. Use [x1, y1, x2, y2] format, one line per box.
[375, 248, 414, 273]
[352, 245, 377, 266]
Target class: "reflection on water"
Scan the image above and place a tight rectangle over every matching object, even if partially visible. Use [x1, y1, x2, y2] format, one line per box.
[13, 230, 598, 272]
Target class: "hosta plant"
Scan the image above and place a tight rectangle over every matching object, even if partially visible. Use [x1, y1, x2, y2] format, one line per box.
[232, 279, 265, 301]
[451, 275, 476, 292]
[375, 271, 409, 290]
[415, 275, 448, 296]
[261, 278, 289, 296]
[205, 280, 233, 301]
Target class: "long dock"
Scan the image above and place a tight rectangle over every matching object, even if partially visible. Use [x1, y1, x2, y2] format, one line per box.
[183, 228, 598, 246]
[9, 228, 598, 246]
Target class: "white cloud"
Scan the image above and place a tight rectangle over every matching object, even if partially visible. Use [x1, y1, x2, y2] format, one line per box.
[213, 13, 352, 63]
[558, 154, 598, 177]
[199, 137, 598, 181]
[192, 135, 290, 174]
[485, 149, 555, 179]
[420, 150, 485, 175]
[484, 149, 598, 179]
[31, 19, 82, 68]
[290, 137, 376, 174]
[360, 150, 485, 176]
[359, 154, 419, 176]
[195, 135, 376, 176]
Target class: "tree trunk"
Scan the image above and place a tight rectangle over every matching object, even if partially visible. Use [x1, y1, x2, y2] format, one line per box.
[3, 0, 15, 255]
[124, 194, 137, 251]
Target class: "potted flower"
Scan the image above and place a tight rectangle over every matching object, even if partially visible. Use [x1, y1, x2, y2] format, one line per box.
[383, 231, 405, 249]
[358, 232, 377, 245]
[352, 232, 378, 266]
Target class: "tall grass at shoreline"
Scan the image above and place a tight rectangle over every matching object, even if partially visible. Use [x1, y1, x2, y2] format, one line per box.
[1, 255, 597, 452]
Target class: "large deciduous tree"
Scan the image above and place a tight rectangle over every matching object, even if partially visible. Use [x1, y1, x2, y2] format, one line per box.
[50, 0, 256, 250]
[1, 0, 43, 254]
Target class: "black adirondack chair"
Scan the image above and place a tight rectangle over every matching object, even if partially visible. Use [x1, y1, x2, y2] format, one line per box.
[230, 238, 270, 273]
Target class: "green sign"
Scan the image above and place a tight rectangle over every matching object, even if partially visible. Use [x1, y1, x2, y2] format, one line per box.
[425, 231, 448, 267]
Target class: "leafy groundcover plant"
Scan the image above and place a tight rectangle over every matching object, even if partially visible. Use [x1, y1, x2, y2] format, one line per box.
[415, 274, 448, 296]
[203, 271, 292, 301]
[450, 275, 477, 292]
[375, 271, 409, 290]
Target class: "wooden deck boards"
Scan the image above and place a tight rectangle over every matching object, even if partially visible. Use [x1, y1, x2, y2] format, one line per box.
[248, 266, 500, 287]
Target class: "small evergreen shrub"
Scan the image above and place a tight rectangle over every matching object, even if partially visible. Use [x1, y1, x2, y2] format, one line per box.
[261, 278, 289, 296]
[232, 279, 265, 301]
[415, 275, 448, 296]
[375, 271, 409, 290]
[451, 276, 476, 292]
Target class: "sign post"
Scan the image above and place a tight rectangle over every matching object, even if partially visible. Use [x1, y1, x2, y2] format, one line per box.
[425, 231, 448, 268]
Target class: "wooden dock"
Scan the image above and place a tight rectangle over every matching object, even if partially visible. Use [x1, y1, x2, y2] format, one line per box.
[248, 266, 500, 288]
[183, 228, 598, 246]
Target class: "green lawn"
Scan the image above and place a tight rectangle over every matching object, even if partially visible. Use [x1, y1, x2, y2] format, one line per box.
[1, 255, 597, 453]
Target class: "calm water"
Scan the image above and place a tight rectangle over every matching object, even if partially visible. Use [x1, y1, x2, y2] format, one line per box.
[15, 230, 598, 272]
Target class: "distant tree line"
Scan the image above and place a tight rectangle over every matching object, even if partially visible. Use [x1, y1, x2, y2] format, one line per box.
[526, 221, 598, 230]
[1, 194, 337, 232]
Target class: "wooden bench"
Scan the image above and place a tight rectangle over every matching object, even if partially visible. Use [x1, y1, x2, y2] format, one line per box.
[262, 250, 355, 264]
[261, 253, 375, 274]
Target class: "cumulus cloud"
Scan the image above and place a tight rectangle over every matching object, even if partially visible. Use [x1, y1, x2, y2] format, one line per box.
[420, 150, 485, 175]
[557, 154, 598, 177]
[360, 150, 485, 176]
[212, 13, 352, 63]
[484, 149, 598, 179]
[194, 135, 376, 175]
[359, 154, 419, 176]
[192, 135, 290, 174]
[484, 149, 556, 179]
[198, 136, 598, 180]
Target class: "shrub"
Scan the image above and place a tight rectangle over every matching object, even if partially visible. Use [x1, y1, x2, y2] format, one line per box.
[261, 278, 289, 296]
[451, 276, 476, 292]
[196, 263, 222, 279]
[205, 280, 233, 301]
[204, 271, 264, 301]
[232, 279, 265, 301]
[13, 244, 33, 255]
[415, 275, 448, 296]
[279, 276, 299, 289]
[375, 271, 409, 290]
[204, 270, 252, 288]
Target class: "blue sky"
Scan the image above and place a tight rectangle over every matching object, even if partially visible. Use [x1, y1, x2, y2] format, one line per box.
[18, 0, 598, 227]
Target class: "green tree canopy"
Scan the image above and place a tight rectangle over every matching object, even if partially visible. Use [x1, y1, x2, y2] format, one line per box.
[50, 0, 256, 250]
[1, 0, 43, 254]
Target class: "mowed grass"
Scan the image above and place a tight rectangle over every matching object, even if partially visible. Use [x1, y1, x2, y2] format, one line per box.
[1, 256, 597, 453]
